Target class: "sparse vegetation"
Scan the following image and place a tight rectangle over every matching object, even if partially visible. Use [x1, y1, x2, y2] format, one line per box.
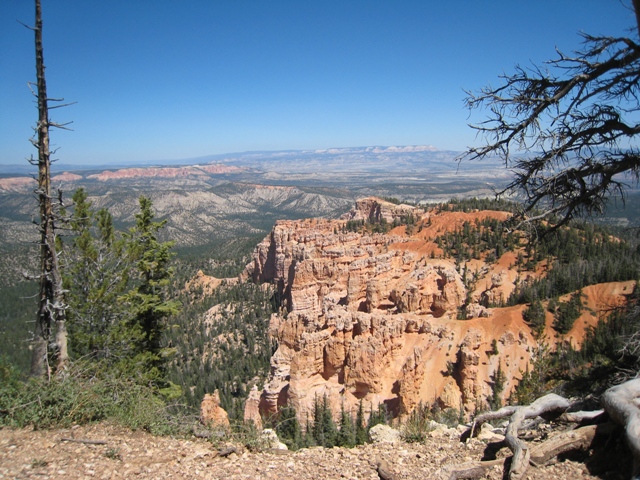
[434, 216, 519, 266]
[104, 448, 122, 461]
[0, 358, 193, 435]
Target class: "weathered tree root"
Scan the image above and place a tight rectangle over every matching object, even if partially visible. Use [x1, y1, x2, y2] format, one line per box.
[475, 394, 570, 480]
[443, 424, 610, 480]
[449, 379, 640, 480]
[601, 378, 640, 479]
[448, 394, 570, 480]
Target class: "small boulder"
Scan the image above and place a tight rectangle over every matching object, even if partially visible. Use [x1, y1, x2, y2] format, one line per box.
[260, 428, 288, 450]
[368, 424, 401, 444]
[477, 422, 505, 442]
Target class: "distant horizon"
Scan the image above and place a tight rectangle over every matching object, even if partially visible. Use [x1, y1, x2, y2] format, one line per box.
[0, 143, 458, 175]
[2, 1, 636, 166]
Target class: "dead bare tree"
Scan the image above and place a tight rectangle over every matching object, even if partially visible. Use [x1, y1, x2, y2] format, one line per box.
[28, 0, 72, 377]
[462, 0, 640, 230]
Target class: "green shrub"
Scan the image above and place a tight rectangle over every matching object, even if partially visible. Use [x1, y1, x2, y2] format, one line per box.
[0, 360, 194, 435]
[431, 405, 462, 428]
[401, 402, 433, 443]
[275, 405, 302, 450]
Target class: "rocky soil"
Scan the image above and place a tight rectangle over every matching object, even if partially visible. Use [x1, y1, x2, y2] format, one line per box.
[0, 423, 624, 480]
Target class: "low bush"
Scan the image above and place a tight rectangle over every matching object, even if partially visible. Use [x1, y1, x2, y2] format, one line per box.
[0, 358, 195, 435]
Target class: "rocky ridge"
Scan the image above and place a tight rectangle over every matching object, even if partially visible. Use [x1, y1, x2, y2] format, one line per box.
[243, 198, 633, 424]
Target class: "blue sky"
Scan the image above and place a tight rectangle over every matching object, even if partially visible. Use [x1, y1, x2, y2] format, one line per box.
[0, 1, 636, 166]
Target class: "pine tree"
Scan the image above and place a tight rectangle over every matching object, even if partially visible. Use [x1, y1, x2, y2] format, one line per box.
[302, 416, 316, 447]
[355, 399, 367, 445]
[312, 394, 337, 447]
[336, 401, 356, 447]
[276, 405, 302, 450]
[366, 402, 388, 430]
[523, 298, 546, 337]
[118, 196, 181, 386]
[490, 363, 507, 409]
[552, 290, 584, 335]
[65, 189, 129, 361]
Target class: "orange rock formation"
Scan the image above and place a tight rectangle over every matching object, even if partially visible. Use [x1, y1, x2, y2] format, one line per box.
[87, 164, 243, 181]
[244, 198, 633, 422]
[200, 390, 230, 428]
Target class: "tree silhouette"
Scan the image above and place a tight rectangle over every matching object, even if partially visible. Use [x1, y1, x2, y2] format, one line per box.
[463, 1, 640, 228]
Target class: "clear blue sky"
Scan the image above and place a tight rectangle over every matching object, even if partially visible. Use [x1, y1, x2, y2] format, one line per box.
[0, 1, 636, 166]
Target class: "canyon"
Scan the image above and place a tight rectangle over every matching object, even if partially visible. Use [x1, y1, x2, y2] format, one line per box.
[242, 198, 633, 423]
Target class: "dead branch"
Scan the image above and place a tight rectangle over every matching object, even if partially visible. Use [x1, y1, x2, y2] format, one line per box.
[471, 393, 570, 436]
[559, 409, 605, 423]
[445, 423, 614, 480]
[461, 394, 571, 480]
[59, 437, 107, 445]
[442, 458, 506, 480]
[461, 27, 640, 228]
[504, 406, 531, 480]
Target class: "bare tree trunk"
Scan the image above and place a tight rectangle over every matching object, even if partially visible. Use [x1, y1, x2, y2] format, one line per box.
[30, 0, 68, 378]
[601, 378, 640, 479]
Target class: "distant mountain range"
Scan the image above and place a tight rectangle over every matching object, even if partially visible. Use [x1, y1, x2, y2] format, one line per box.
[0, 145, 507, 184]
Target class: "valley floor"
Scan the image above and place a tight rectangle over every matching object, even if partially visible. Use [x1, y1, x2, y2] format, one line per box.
[0, 423, 618, 480]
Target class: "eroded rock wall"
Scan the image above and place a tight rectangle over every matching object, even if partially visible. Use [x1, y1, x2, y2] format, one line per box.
[242, 199, 570, 422]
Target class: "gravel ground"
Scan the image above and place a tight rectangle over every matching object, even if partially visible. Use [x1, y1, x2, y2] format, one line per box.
[0, 423, 629, 479]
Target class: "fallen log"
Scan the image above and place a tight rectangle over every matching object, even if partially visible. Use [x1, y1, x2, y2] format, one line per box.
[529, 423, 614, 466]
